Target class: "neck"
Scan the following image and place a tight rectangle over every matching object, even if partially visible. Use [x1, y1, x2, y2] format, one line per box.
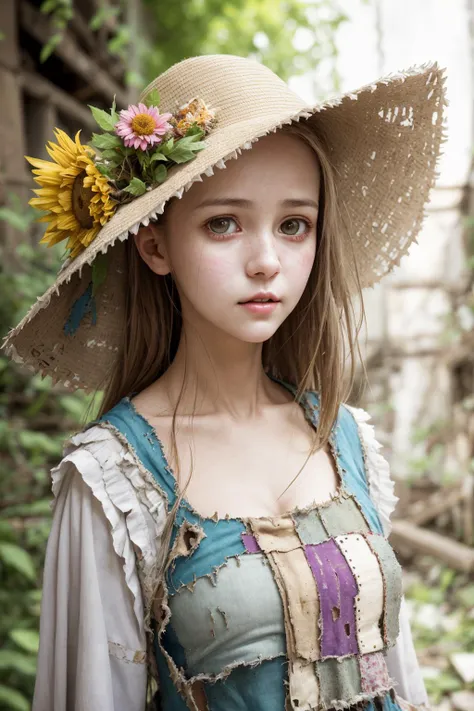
[156, 323, 287, 418]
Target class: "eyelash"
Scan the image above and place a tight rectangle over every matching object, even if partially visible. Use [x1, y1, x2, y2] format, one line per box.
[203, 216, 313, 241]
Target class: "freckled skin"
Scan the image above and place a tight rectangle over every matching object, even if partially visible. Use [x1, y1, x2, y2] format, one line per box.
[136, 132, 321, 347]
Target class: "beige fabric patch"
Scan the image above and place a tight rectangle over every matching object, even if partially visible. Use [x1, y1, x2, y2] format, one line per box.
[249, 516, 321, 708]
[269, 548, 321, 662]
[249, 515, 301, 553]
[288, 659, 320, 711]
[335, 533, 384, 654]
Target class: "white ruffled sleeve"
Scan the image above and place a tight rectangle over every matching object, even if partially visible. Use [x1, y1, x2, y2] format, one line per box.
[33, 425, 168, 711]
[346, 405, 430, 710]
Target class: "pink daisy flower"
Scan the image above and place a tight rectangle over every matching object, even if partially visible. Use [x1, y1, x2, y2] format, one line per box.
[115, 103, 173, 151]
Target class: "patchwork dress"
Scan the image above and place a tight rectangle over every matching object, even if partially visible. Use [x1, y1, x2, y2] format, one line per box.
[32, 380, 430, 711]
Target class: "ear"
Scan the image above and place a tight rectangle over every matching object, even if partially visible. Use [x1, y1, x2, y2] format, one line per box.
[133, 222, 171, 276]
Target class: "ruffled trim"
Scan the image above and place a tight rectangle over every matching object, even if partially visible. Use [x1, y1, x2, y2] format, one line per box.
[50, 425, 168, 627]
[344, 405, 399, 536]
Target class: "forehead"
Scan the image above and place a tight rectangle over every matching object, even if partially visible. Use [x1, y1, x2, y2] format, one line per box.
[173, 132, 321, 211]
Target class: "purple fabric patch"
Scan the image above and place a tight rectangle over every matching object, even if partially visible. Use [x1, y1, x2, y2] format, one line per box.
[305, 540, 359, 658]
[242, 533, 262, 554]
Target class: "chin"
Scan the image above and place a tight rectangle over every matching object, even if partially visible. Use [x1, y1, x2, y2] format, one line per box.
[230, 324, 281, 344]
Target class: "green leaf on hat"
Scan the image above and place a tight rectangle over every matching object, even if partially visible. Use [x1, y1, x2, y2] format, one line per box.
[153, 164, 168, 183]
[150, 151, 168, 163]
[92, 252, 108, 297]
[89, 105, 118, 132]
[143, 88, 160, 108]
[168, 134, 206, 164]
[90, 133, 123, 150]
[95, 163, 114, 179]
[161, 137, 175, 154]
[184, 124, 205, 138]
[123, 177, 147, 196]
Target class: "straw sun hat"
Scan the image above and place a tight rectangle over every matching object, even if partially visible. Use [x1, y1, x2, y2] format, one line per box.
[2, 54, 447, 392]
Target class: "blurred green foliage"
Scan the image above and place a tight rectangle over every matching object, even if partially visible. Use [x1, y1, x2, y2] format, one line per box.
[0, 236, 98, 708]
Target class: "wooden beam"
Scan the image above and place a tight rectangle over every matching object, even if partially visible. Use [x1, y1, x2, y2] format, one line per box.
[391, 520, 474, 573]
[0, 0, 20, 71]
[19, 1, 129, 107]
[405, 483, 465, 526]
[19, 70, 96, 130]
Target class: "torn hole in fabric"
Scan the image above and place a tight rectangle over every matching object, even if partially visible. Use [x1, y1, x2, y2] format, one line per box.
[335, 534, 384, 655]
[169, 520, 207, 560]
[167, 554, 286, 676]
[304, 540, 359, 658]
[167, 515, 247, 593]
[288, 658, 320, 711]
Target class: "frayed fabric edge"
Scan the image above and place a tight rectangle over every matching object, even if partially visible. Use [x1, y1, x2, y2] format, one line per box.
[50, 424, 166, 629]
[343, 405, 399, 537]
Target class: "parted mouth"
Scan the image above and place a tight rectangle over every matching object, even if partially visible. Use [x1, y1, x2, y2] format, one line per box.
[238, 292, 280, 303]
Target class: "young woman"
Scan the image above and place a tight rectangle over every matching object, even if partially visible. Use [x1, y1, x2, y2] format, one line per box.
[3, 54, 447, 711]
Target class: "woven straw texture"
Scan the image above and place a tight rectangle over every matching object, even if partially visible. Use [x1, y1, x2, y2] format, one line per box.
[2, 54, 448, 392]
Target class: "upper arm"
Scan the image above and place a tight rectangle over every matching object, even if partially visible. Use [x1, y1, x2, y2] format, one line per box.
[33, 425, 167, 711]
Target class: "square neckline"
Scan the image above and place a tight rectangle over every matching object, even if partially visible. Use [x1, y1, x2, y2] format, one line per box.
[122, 375, 348, 523]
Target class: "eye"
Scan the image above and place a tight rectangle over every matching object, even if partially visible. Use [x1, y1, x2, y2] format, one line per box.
[280, 218, 311, 238]
[206, 216, 239, 236]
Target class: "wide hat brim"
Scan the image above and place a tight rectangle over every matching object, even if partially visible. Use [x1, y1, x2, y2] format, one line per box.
[2, 54, 447, 393]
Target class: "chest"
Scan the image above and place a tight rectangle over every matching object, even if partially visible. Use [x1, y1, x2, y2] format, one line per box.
[144, 411, 341, 519]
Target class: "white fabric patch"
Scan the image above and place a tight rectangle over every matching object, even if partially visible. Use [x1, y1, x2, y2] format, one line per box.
[335, 534, 384, 654]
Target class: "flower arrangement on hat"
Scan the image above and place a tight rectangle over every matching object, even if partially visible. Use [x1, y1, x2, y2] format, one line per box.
[27, 91, 217, 260]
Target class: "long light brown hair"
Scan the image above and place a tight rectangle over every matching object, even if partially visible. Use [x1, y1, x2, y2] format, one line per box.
[92, 121, 367, 500]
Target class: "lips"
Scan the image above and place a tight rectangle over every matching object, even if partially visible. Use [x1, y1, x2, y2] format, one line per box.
[239, 292, 280, 303]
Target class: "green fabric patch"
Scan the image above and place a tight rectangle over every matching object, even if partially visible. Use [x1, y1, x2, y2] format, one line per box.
[365, 534, 403, 645]
[293, 509, 328, 545]
[319, 495, 370, 538]
[317, 655, 362, 706]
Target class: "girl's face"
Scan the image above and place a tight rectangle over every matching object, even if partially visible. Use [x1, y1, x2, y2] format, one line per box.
[138, 132, 321, 345]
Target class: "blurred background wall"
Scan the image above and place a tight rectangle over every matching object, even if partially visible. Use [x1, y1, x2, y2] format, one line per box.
[0, 1, 472, 709]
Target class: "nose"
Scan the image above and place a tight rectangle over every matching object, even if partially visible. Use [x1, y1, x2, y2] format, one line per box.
[245, 229, 281, 279]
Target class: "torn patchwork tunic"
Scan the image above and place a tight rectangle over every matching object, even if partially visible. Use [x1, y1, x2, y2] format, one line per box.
[32, 383, 430, 711]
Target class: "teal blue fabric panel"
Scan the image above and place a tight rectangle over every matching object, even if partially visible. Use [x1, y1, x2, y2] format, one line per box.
[167, 515, 247, 593]
[333, 404, 384, 536]
[293, 509, 328, 544]
[93, 398, 178, 504]
[204, 656, 288, 711]
[382, 690, 407, 711]
[93, 399, 248, 593]
[169, 554, 285, 676]
[362, 692, 406, 711]
[153, 628, 189, 711]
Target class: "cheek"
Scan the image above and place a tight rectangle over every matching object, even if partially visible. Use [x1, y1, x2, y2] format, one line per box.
[172, 246, 235, 300]
[288, 242, 316, 287]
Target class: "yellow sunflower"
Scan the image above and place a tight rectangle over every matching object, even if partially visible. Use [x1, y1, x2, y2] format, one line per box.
[26, 129, 117, 259]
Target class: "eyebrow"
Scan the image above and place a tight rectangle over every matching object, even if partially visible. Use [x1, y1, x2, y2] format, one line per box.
[194, 197, 319, 210]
